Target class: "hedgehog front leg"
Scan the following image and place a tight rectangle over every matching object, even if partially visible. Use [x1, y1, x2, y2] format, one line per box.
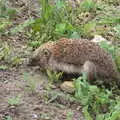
[82, 61, 97, 83]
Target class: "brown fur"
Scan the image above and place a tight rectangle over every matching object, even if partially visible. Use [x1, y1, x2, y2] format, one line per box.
[29, 38, 120, 86]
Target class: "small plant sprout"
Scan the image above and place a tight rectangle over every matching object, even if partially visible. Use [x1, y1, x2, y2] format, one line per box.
[46, 69, 63, 83]
[66, 111, 73, 120]
[7, 95, 21, 106]
[23, 72, 37, 94]
[4, 116, 13, 120]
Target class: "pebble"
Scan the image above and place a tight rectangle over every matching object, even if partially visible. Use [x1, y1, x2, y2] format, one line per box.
[60, 81, 75, 94]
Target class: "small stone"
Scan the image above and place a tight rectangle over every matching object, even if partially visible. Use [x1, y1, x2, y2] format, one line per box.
[92, 35, 111, 45]
[31, 114, 38, 119]
[60, 81, 75, 94]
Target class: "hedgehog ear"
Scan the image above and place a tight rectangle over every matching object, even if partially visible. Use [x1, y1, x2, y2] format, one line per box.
[43, 49, 51, 56]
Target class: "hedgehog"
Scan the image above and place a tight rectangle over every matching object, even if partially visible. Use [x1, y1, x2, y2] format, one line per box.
[28, 38, 120, 87]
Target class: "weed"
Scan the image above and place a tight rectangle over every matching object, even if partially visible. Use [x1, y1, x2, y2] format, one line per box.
[0, 0, 16, 35]
[99, 41, 116, 58]
[66, 111, 73, 120]
[28, 0, 78, 46]
[80, 0, 96, 12]
[0, 41, 23, 67]
[101, 0, 120, 6]
[44, 69, 63, 103]
[28, 40, 41, 48]
[99, 40, 120, 70]
[7, 95, 21, 106]
[0, 0, 16, 19]
[46, 69, 63, 83]
[82, 22, 96, 38]
[23, 72, 37, 94]
[10, 56, 22, 67]
[8, 18, 34, 35]
[45, 90, 75, 104]
[0, 42, 11, 61]
[0, 20, 11, 34]
[74, 74, 120, 120]
[4, 116, 12, 120]
[0, 65, 8, 70]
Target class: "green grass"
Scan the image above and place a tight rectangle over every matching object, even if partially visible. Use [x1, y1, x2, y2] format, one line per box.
[24, 0, 120, 48]
[0, 65, 8, 70]
[46, 69, 63, 83]
[1, 0, 120, 47]
[0, 0, 16, 35]
[0, 41, 23, 67]
[74, 76, 120, 120]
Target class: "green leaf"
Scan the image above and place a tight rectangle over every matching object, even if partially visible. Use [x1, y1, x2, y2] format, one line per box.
[8, 18, 35, 35]
[70, 31, 80, 39]
[8, 95, 21, 106]
[80, 0, 96, 12]
[4, 116, 13, 120]
[83, 106, 93, 120]
[110, 111, 120, 120]
[46, 69, 53, 82]
[28, 41, 41, 48]
[66, 23, 74, 31]
[56, 0, 65, 9]
[82, 22, 96, 37]
[55, 23, 66, 33]
[96, 114, 105, 120]
[0, 65, 8, 70]
[0, 20, 11, 33]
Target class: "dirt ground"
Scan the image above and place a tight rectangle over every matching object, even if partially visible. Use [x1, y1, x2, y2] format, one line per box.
[0, 0, 85, 120]
[0, 66, 84, 120]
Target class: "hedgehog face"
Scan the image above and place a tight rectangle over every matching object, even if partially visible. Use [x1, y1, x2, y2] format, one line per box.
[29, 48, 51, 70]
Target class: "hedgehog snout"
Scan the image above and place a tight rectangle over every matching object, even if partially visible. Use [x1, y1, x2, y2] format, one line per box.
[27, 57, 38, 66]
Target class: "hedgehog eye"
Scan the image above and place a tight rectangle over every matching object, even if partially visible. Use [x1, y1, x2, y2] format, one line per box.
[43, 49, 50, 56]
